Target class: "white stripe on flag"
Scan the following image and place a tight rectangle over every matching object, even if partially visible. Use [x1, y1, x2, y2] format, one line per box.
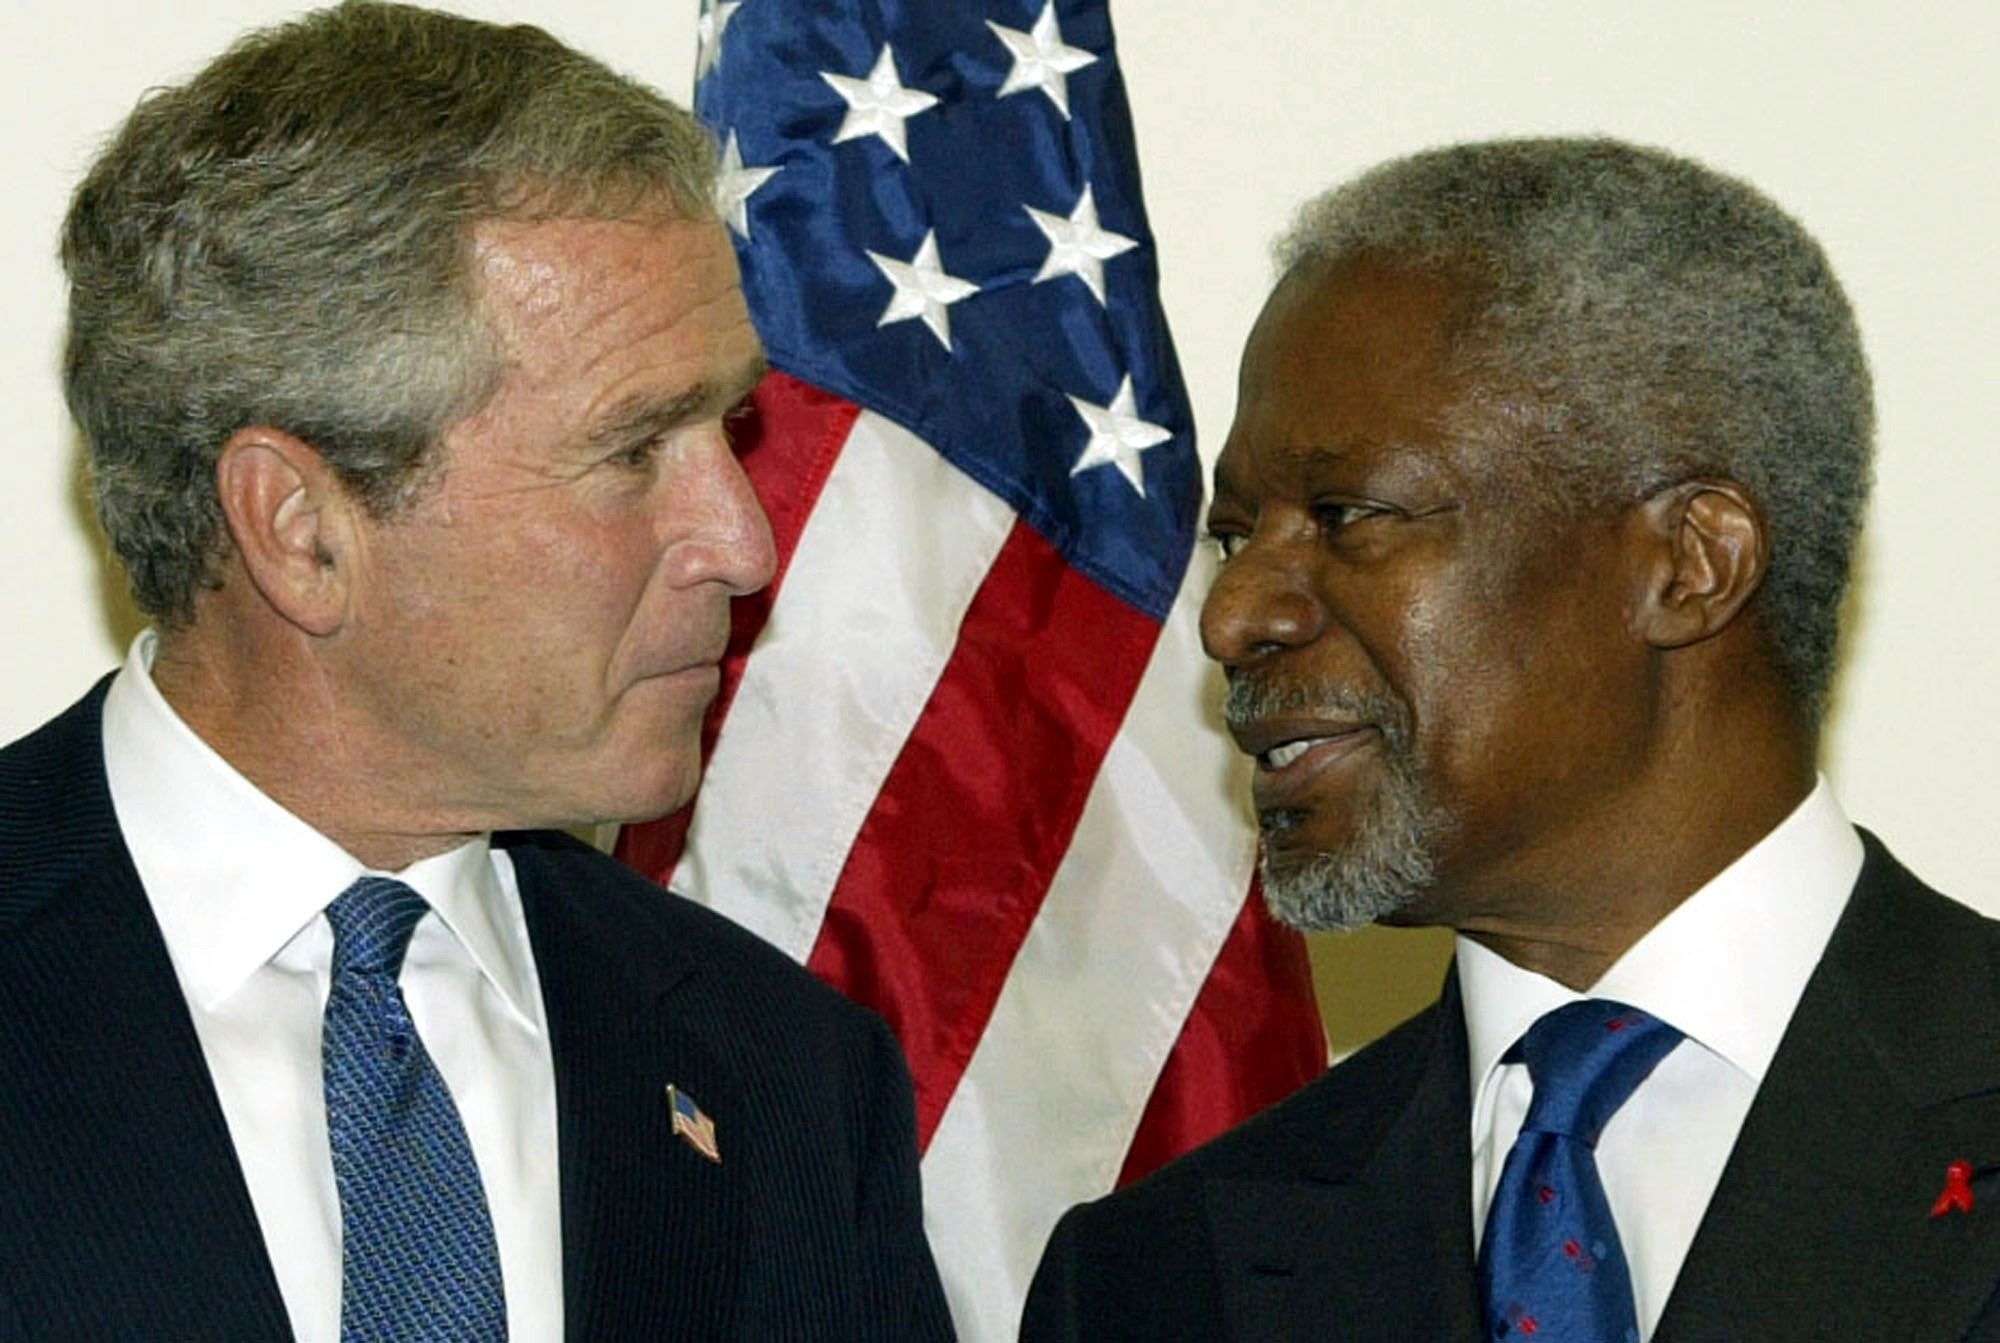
[919, 549, 1258, 1340]
[672, 409, 1015, 958]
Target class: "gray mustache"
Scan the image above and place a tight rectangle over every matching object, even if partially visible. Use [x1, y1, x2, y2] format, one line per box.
[1222, 676, 1413, 748]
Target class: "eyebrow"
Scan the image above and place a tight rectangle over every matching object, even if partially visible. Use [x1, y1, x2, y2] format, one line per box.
[586, 353, 769, 450]
[1211, 440, 1357, 496]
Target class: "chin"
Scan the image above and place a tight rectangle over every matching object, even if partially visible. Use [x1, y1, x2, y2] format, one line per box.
[1258, 781, 1450, 933]
[1260, 850, 1424, 932]
[497, 771, 693, 838]
[606, 759, 703, 826]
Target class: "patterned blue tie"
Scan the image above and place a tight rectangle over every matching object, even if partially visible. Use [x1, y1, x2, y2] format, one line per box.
[322, 877, 507, 1341]
[1477, 1000, 1683, 1342]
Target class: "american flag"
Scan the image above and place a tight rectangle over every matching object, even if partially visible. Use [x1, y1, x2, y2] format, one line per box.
[666, 1084, 722, 1164]
[617, 1, 1327, 1333]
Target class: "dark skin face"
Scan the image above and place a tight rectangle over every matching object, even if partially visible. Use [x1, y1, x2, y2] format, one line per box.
[1201, 256, 1769, 985]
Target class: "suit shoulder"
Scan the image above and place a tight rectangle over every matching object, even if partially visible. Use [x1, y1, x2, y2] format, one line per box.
[0, 680, 112, 809]
[0, 682, 120, 928]
[1093, 993, 1447, 1201]
[1844, 830, 2000, 978]
[1837, 830, 2000, 1050]
[1874, 831, 1996, 915]
[1025, 997, 1454, 1340]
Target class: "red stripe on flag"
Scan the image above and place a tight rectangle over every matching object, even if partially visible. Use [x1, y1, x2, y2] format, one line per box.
[1115, 877, 1327, 1186]
[804, 517, 1163, 1145]
[729, 372, 862, 583]
[615, 372, 860, 879]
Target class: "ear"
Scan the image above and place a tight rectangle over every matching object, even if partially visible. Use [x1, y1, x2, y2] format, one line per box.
[213, 426, 359, 637]
[1632, 478, 1769, 650]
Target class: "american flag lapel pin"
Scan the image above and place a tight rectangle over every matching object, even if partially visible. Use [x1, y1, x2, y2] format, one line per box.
[665, 1084, 721, 1164]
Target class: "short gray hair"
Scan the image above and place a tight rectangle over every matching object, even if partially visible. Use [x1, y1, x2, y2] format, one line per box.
[1278, 137, 1873, 721]
[63, 0, 720, 625]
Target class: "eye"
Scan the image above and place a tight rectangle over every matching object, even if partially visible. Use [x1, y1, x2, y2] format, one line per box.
[609, 435, 666, 472]
[1313, 501, 1386, 534]
[1206, 530, 1248, 564]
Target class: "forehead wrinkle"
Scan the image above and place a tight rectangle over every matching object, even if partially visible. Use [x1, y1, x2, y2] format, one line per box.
[473, 215, 726, 351]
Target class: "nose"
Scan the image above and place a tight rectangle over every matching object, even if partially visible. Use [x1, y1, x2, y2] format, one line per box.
[664, 425, 778, 595]
[1199, 532, 1325, 669]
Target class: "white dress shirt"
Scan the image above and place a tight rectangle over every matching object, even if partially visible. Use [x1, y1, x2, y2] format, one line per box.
[101, 632, 565, 1343]
[1459, 777, 1861, 1341]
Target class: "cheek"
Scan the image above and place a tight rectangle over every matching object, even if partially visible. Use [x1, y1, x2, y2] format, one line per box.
[1363, 581, 1467, 715]
[496, 510, 661, 618]
[1415, 595, 1643, 803]
[1389, 581, 1550, 777]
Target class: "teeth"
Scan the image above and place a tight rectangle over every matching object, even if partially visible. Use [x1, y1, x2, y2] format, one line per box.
[1265, 739, 1317, 769]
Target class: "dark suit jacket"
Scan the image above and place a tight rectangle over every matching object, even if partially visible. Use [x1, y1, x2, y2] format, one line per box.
[0, 683, 954, 1341]
[1023, 832, 2000, 1341]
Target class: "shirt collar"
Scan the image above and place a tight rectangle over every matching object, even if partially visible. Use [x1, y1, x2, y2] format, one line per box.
[1461, 777, 1862, 1101]
[101, 630, 542, 1029]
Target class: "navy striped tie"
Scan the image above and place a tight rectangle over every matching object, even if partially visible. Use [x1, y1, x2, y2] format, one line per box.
[322, 877, 507, 1341]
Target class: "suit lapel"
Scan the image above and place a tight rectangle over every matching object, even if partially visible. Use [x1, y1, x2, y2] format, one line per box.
[513, 839, 748, 1341]
[0, 690, 289, 1337]
[1204, 974, 1482, 1340]
[1659, 834, 2000, 1342]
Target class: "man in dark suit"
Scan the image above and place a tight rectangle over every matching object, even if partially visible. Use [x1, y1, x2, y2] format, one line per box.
[1023, 137, 2000, 1340]
[0, 5, 951, 1338]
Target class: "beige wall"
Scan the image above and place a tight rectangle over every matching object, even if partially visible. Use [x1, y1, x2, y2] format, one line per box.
[5, 3, 1993, 1047]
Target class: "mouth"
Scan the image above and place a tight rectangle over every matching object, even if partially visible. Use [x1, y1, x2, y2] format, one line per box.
[1224, 676, 1412, 809]
[641, 624, 733, 682]
[1231, 714, 1376, 768]
[1229, 709, 1389, 820]
[637, 657, 722, 683]
[1260, 732, 1360, 771]
[627, 655, 726, 704]
[1249, 723, 1378, 777]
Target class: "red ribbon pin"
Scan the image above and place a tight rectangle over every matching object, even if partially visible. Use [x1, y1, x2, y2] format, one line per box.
[1930, 1160, 1976, 1219]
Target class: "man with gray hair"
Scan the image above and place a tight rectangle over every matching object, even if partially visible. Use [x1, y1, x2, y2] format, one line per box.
[1023, 138, 2000, 1340]
[0, 4, 950, 1337]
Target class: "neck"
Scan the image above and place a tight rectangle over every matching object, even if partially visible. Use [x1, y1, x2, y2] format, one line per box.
[151, 620, 480, 873]
[1449, 675, 1818, 990]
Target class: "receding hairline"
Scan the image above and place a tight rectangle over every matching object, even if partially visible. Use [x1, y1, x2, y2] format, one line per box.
[1254, 246, 1557, 461]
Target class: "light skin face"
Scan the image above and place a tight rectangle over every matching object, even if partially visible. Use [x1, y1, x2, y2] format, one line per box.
[272, 214, 775, 861]
[1201, 257, 1678, 961]
[137, 228, 784, 1343]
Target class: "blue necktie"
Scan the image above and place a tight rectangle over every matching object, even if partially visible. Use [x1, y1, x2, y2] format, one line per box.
[1476, 1000, 1683, 1342]
[322, 877, 507, 1341]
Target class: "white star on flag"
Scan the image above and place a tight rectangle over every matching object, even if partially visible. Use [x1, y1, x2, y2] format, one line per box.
[1025, 185, 1138, 306]
[715, 131, 780, 240]
[868, 230, 980, 350]
[695, 0, 740, 83]
[1068, 375, 1172, 495]
[987, 2, 1097, 119]
[822, 45, 939, 163]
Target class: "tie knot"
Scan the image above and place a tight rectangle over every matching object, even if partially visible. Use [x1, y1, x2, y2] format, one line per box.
[326, 877, 429, 978]
[1513, 999, 1682, 1146]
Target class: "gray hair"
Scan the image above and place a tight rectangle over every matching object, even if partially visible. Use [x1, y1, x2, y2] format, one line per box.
[1277, 137, 1874, 721]
[62, 0, 720, 625]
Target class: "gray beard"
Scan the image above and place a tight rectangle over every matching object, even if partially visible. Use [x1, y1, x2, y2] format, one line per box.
[1223, 676, 1452, 932]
